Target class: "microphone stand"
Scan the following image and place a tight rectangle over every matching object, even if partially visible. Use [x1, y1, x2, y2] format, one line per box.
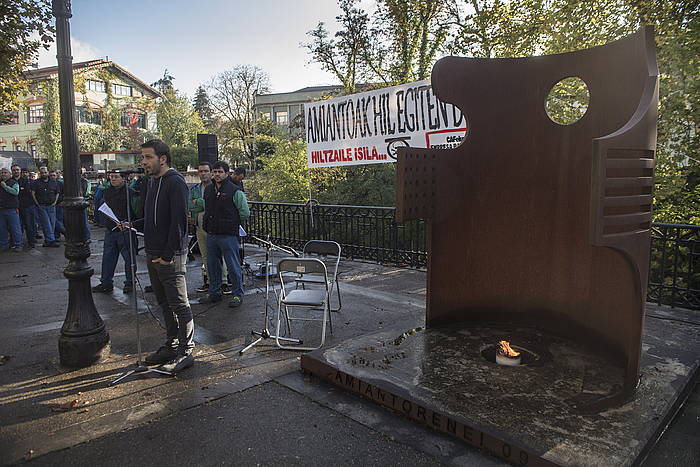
[239, 235, 302, 354]
[111, 179, 174, 385]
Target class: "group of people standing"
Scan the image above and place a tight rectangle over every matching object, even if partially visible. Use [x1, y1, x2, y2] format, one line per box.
[92, 139, 249, 375]
[0, 165, 89, 251]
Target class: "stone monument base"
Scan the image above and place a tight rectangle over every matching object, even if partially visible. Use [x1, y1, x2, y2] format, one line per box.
[301, 307, 699, 466]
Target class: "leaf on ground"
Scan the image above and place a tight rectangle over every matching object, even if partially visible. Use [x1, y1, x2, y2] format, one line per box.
[51, 399, 91, 412]
[22, 450, 34, 461]
[0, 355, 11, 365]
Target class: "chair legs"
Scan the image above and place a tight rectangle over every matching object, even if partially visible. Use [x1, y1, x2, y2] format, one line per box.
[276, 301, 331, 351]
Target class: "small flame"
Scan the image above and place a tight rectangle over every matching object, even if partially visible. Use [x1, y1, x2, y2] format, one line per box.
[497, 341, 520, 358]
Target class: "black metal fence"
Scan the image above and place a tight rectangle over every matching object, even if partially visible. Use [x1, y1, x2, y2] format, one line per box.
[648, 223, 700, 310]
[246, 202, 700, 310]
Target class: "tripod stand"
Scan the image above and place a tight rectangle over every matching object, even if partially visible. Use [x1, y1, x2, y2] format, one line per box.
[111, 177, 174, 385]
[239, 235, 302, 354]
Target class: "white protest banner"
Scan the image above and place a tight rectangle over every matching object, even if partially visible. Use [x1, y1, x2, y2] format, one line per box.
[305, 79, 467, 168]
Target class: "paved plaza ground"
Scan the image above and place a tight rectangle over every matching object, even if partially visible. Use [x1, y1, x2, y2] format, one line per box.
[0, 225, 697, 466]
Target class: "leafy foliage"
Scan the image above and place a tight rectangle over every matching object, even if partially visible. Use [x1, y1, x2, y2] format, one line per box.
[254, 137, 310, 202]
[156, 87, 205, 148]
[0, 0, 54, 114]
[34, 79, 61, 166]
[151, 68, 175, 92]
[298, 0, 700, 221]
[192, 86, 215, 130]
[171, 146, 199, 172]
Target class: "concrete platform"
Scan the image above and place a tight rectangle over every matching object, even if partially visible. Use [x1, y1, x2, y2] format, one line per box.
[301, 307, 700, 466]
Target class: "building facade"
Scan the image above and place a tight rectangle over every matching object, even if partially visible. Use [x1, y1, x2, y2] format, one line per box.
[0, 59, 161, 167]
[253, 85, 343, 132]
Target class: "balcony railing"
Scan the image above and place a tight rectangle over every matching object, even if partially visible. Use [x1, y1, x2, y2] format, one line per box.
[246, 201, 700, 310]
[648, 223, 700, 310]
[246, 201, 427, 267]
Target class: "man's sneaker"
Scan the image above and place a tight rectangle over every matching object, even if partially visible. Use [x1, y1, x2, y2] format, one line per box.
[122, 284, 133, 294]
[159, 353, 194, 374]
[221, 283, 232, 295]
[144, 346, 178, 365]
[195, 284, 209, 293]
[92, 283, 113, 293]
[229, 296, 243, 308]
[198, 294, 222, 304]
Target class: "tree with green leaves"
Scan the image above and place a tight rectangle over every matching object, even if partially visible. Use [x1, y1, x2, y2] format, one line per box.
[304, 0, 375, 93]
[374, 0, 451, 82]
[151, 68, 175, 93]
[0, 0, 54, 118]
[156, 87, 205, 148]
[298, 0, 699, 220]
[192, 85, 215, 130]
[34, 79, 61, 166]
[170, 146, 199, 172]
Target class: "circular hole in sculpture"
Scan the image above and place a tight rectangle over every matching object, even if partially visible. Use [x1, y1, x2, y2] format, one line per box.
[545, 76, 590, 125]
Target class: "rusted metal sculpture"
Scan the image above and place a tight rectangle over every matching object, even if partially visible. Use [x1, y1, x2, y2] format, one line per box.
[396, 27, 658, 396]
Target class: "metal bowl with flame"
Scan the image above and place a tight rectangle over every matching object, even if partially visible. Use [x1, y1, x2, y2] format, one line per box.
[495, 340, 521, 366]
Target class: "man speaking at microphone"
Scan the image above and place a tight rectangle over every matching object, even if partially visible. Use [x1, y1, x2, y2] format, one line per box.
[126, 139, 195, 374]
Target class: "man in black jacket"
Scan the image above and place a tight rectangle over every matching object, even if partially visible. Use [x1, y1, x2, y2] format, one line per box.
[92, 171, 139, 294]
[30, 166, 60, 247]
[0, 167, 22, 251]
[199, 161, 250, 307]
[13, 166, 36, 249]
[129, 139, 194, 374]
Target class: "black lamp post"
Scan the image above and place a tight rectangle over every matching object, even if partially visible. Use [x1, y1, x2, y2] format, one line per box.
[53, 0, 110, 367]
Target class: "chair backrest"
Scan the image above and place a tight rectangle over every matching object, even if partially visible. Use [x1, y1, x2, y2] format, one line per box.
[278, 257, 328, 276]
[303, 240, 341, 257]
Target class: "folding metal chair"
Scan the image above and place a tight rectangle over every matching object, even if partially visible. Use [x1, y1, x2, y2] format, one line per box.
[275, 257, 332, 351]
[295, 240, 342, 312]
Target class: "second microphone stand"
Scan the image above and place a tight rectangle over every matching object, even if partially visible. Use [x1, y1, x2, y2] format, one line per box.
[239, 235, 302, 354]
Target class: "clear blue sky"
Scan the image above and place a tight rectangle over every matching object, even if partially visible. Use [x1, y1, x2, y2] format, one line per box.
[38, 0, 346, 97]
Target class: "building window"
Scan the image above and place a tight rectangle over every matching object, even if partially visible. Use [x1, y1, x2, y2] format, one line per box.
[1, 111, 19, 125]
[27, 105, 44, 123]
[275, 111, 288, 126]
[30, 144, 37, 157]
[121, 112, 146, 129]
[112, 83, 132, 96]
[75, 106, 102, 125]
[87, 79, 106, 92]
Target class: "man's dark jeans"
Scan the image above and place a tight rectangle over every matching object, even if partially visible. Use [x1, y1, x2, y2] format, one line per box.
[146, 253, 194, 355]
[19, 205, 37, 247]
[100, 230, 135, 287]
[55, 205, 66, 237]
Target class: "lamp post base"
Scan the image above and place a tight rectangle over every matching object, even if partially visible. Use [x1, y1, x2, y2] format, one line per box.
[59, 331, 111, 368]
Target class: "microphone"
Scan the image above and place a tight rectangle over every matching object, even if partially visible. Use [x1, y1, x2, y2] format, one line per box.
[114, 168, 145, 175]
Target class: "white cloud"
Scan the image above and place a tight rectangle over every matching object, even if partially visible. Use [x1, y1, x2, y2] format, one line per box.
[36, 36, 104, 68]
